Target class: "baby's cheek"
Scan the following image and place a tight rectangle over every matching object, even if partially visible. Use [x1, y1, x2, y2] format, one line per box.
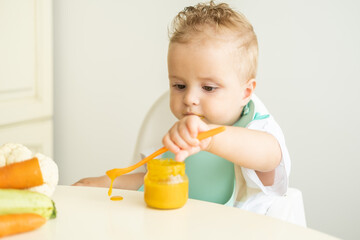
[209, 109, 239, 125]
[170, 100, 183, 120]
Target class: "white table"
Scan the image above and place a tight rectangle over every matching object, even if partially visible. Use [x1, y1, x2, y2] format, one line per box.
[5, 185, 338, 240]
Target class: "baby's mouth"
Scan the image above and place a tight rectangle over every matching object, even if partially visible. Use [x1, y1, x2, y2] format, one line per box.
[184, 113, 205, 119]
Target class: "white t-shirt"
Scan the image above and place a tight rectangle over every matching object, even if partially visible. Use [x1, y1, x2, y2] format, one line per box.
[228, 94, 291, 216]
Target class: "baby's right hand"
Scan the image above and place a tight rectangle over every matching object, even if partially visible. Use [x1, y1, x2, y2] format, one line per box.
[162, 115, 211, 162]
[72, 175, 110, 188]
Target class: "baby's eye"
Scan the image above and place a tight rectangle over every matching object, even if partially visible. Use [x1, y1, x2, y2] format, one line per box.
[202, 86, 216, 92]
[173, 84, 186, 90]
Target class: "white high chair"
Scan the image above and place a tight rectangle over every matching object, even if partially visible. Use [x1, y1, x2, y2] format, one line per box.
[132, 91, 307, 227]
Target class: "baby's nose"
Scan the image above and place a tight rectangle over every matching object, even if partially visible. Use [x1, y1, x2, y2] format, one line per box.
[183, 90, 200, 106]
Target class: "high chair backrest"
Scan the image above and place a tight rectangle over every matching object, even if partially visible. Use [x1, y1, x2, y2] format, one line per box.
[131, 91, 176, 173]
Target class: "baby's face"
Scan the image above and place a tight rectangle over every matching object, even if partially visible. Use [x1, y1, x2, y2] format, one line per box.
[168, 36, 250, 126]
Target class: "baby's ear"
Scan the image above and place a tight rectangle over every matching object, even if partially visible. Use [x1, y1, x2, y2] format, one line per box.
[242, 78, 256, 102]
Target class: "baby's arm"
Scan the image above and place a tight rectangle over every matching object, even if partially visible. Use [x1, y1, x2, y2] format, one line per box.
[208, 125, 281, 172]
[72, 172, 145, 190]
[208, 126, 280, 186]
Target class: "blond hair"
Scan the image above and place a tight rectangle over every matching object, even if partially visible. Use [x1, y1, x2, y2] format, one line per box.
[169, 1, 258, 82]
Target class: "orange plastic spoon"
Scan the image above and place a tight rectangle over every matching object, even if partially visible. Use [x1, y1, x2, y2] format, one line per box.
[106, 126, 226, 196]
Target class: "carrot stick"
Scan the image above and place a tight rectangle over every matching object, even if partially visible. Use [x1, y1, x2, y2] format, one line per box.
[0, 213, 46, 237]
[0, 157, 44, 189]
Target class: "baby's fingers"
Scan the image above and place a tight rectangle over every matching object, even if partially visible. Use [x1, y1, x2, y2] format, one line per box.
[175, 151, 189, 162]
[175, 146, 201, 162]
[162, 134, 180, 154]
[186, 116, 201, 139]
[179, 123, 200, 147]
[169, 126, 193, 150]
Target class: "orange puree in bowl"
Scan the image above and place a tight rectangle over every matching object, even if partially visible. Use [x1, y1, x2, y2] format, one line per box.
[144, 159, 188, 209]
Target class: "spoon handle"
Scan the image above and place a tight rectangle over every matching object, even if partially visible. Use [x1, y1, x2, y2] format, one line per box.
[106, 126, 226, 177]
[142, 126, 226, 164]
[196, 126, 226, 141]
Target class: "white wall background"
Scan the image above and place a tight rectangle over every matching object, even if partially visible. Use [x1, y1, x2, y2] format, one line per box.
[54, 1, 360, 239]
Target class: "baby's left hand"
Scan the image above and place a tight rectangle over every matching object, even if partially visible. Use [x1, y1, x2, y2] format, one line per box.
[162, 115, 211, 162]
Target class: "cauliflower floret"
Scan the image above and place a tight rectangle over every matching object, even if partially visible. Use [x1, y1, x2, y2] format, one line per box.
[0, 143, 59, 197]
[28, 153, 59, 197]
[0, 143, 32, 167]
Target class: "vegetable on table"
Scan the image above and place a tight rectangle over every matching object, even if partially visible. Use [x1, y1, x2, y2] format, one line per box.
[0, 143, 58, 238]
[0, 213, 46, 238]
[0, 143, 59, 197]
[0, 189, 56, 220]
[0, 157, 44, 189]
[27, 153, 59, 197]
